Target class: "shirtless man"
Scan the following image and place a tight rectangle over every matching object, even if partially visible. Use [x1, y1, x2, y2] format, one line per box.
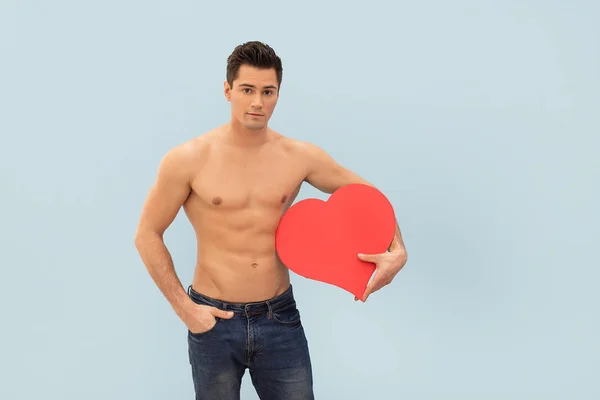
[134, 41, 407, 400]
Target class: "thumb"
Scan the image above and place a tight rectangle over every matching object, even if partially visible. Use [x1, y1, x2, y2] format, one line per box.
[210, 307, 234, 319]
[358, 253, 377, 262]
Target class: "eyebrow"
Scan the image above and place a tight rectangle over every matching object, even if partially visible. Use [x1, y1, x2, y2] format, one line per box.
[238, 83, 278, 90]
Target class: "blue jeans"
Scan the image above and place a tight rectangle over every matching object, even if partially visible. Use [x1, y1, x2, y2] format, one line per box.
[187, 284, 314, 400]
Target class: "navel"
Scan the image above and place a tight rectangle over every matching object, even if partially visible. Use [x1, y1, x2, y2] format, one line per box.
[251, 262, 258, 268]
[212, 196, 222, 206]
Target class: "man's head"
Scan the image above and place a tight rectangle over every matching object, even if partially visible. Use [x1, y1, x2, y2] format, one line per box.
[224, 41, 283, 131]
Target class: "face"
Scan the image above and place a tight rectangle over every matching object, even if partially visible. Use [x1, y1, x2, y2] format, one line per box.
[224, 65, 279, 131]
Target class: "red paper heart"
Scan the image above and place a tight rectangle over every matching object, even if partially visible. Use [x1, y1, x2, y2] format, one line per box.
[275, 183, 396, 298]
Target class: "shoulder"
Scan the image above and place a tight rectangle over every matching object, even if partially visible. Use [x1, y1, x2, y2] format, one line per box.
[165, 129, 218, 163]
[157, 130, 215, 179]
[275, 134, 328, 161]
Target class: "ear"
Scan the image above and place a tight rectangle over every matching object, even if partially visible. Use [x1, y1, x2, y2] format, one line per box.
[224, 80, 232, 102]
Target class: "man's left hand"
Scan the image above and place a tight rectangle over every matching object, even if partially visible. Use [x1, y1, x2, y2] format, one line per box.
[355, 249, 407, 302]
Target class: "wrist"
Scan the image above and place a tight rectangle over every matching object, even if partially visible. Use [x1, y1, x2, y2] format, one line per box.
[391, 247, 407, 266]
[172, 292, 195, 319]
[391, 246, 406, 255]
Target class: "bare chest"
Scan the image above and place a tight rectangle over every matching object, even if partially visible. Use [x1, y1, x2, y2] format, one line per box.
[191, 150, 306, 210]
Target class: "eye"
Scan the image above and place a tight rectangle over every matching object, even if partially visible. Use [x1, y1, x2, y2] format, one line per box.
[242, 88, 252, 94]
[264, 90, 273, 96]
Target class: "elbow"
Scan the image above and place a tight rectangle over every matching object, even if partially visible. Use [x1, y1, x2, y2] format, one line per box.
[133, 235, 142, 250]
[134, 229, 163, 249]
[133, 234, 143, 251]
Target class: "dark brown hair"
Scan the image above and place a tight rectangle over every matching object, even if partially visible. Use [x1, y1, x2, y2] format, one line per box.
[226, 41, 283, 89]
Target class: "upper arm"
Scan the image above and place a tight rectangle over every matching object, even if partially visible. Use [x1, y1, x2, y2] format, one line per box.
[134, 146, 193, 240]
[301, 142, 371, 194]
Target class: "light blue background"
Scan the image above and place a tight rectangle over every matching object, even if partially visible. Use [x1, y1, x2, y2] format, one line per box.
[1, 1, 598, 399]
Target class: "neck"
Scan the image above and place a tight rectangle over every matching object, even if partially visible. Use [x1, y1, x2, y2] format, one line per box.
[222, 120, 270, 148]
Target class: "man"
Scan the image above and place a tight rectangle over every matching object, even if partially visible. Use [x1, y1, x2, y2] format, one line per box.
[134, 41, 407, 400]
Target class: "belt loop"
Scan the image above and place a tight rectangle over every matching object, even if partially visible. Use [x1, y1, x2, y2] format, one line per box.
[266, 301, 273, 319]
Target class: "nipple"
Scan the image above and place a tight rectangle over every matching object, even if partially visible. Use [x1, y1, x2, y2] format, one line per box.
[212, 196, 223, 206]
[281, 195, 288, 204]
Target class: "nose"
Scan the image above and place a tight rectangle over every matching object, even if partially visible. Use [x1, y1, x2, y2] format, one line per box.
[251, 94, 263, 109]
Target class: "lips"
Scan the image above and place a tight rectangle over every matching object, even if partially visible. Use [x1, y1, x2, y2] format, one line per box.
[247, 113, 264, 116]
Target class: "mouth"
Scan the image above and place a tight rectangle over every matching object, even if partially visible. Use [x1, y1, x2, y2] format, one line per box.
[247, 113, 264, 117]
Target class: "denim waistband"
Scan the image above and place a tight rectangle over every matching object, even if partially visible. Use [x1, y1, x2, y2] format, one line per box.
[187, 284, 295, 316]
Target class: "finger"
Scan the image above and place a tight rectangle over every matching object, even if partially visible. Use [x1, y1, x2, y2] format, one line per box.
[361, 273, 378, 301]
[365, 273, 394, 301]
[362, 272, 385, 301]
[210, 308, 234, 319]
[358, 253, 378, 263]
[362, 286, 373, 302]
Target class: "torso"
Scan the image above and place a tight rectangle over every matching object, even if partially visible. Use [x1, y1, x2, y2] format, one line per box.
[182, 127, 307, 302]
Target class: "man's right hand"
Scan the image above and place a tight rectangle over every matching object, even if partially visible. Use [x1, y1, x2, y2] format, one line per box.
[182, 302, 234, 335]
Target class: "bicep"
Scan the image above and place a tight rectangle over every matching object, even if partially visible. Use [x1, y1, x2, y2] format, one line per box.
[303, 143, 371, 194]
[135, 150, 192, 238]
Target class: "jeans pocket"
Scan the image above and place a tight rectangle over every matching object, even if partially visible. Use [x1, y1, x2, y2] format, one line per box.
[189, 317, 220, 338]
[272, 303, 302, 326]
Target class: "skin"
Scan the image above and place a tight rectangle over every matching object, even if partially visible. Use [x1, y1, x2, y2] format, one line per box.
[134, 65, 407, 335]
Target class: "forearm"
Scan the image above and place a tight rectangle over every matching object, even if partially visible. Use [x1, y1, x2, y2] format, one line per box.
[134, 233, 192, 318]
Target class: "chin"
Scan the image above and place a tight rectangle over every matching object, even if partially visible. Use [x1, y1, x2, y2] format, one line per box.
[244, 122, 267, 131]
